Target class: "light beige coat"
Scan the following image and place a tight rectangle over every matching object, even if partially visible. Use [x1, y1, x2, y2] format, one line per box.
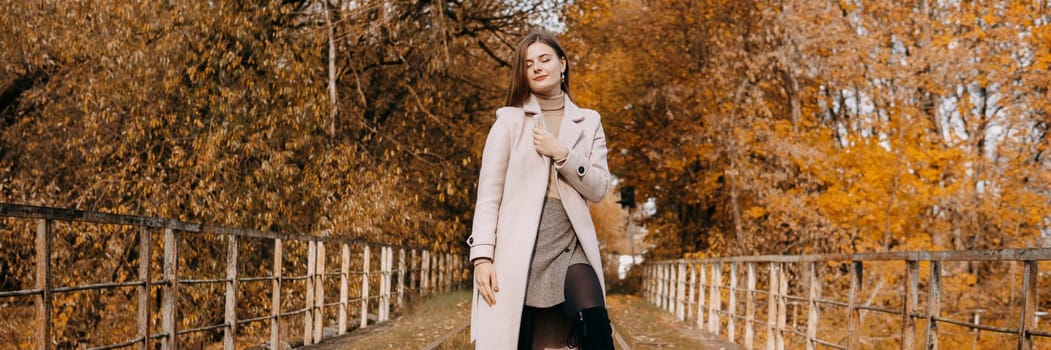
[467, 95, 610, 349]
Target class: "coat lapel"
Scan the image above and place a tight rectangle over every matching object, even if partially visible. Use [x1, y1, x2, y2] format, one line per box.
[523, 95, 541, 118]
[559, 96, 584, 147]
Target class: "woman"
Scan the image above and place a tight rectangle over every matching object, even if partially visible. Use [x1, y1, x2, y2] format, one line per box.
[467, 29, 615, 350]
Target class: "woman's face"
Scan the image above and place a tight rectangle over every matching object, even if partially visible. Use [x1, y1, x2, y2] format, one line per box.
[524, 42, 566, 96]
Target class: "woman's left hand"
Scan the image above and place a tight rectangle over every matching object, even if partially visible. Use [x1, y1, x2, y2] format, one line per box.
[533, 124, 568, 160]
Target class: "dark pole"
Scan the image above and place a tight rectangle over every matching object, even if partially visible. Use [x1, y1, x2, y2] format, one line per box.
[619, 186, 636, 263]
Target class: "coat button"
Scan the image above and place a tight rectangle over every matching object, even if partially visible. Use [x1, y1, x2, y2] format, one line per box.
[577, 166, 585, 175]
[467, 237, 474, 245]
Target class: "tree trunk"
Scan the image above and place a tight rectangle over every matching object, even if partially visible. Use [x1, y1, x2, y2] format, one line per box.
[323, 0, 339, 137]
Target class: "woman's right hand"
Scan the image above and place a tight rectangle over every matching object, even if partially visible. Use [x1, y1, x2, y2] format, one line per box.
[474, 260, 499, 307]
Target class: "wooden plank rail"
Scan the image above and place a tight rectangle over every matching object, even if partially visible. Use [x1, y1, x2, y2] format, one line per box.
[0, 203, 467, 350]
[641, 248, 1051, 350]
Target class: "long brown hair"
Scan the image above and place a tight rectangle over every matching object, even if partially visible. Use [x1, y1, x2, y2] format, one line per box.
[504, 29, 570, 107]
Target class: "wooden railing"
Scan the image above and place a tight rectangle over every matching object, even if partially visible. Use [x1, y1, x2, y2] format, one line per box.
[641, 249, 1051, 350]
[0, 203, 466, 350]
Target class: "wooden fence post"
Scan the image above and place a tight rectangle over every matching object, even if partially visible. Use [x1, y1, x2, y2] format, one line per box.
[428, 252, 434, 295]
[688, 262, 697, 323]
[36, 219, 52, 350]
[1019, 261, 1038, 350]
[271, 239, 283, 350]
[224, 235, 239, 350]
[645, 265, 652, 304]
[314, 242, 326, 342]
[973, 311, 982, 350]
[437, 253, 443, 293]
[378, 247, 386, 322]
[902, 260, 918, 350]
[777, 264, 787, 350]
[137, 226, 150, 350]
[304, 240, 315, 345]
[161, 228, 178, 350]
[729, 262, 738, 344]
[420, 250, 428, 295]
[656, 264, 663, 309]
[410, 249, 418, 293]
[361, 245, 370, 329]
[443, 253, 450, 292]
[647, 262, 655, 304]
[664, 263, 672, 313]
[677, 261, 686, 321]
[807, 262, 820, 350]
[654, 264, 661, 309]
[398, 248, 406, 306]
[746, 262, 756, 350]
[925, 261, 941, 350]
[768, 262, 778, 350]
[664, 263, 672, 312]
[458, 255, 465, 288]
[339, 243, 349, 335]
[698, 262, 707, 329]
[846, 261, 863, 350]
[710, 263, 722, 335]
[645, 265, 651, 304]
[381, 246, 391, 322]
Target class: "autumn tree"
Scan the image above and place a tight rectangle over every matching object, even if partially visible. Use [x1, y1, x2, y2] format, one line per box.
[566, 0, 1050, 258]
[0, 0, 565, 346]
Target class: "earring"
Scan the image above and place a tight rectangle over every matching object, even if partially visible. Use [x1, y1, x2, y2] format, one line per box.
[560, 72, 565, 81]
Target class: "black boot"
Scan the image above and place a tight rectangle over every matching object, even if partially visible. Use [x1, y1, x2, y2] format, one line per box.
[569, 307, 615, 350]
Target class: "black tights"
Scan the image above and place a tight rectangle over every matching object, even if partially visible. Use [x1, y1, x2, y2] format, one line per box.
[519, 264, 604, 349]
[559, 263, 605, 319]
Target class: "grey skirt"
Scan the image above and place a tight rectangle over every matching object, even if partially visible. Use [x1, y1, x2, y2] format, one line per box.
[524, 197, 590, 308]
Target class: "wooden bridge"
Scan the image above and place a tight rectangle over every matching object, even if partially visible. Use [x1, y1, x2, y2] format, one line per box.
[0, 203, 466, 350]
[6, 201, 1050, 350]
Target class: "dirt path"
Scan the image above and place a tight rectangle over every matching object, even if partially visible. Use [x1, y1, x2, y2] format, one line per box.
[302, 291, 740, 350]
[607, 294, 742, 350]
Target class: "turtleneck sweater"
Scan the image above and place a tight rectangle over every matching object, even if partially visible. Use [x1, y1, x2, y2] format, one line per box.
[537, 93, 565, 199]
